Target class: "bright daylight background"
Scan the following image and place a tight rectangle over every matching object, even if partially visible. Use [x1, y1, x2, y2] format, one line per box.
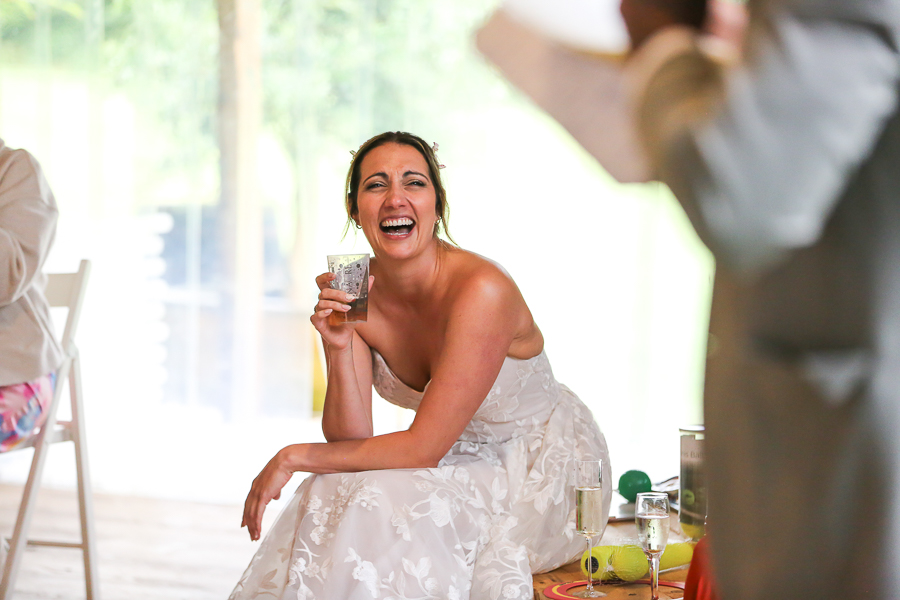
[0, 0, 712, 512]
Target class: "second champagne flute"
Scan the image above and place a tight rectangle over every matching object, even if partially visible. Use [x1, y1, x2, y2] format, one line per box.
[635, 492, 670, 600]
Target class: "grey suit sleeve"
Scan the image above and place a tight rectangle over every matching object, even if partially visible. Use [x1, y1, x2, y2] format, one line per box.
[634, 6, 900, 276]
[0, 149, 58, 306]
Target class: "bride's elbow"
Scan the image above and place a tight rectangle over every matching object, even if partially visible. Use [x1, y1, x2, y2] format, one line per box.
[403, 433, 450, 469]
[416, 455, 443, 469]
[323, 427, 373, 443]
[321, 413, 373, 443]
[407, 455, 442, 469]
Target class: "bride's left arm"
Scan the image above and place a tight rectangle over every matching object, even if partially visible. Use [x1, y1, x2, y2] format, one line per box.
[241, 268, 523, 540]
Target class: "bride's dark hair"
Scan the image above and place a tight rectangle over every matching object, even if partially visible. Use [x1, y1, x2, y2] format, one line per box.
[343, 131, 455, 244]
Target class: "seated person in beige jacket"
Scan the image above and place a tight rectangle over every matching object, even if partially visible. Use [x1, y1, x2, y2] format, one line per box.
[0, 139, 63, 451]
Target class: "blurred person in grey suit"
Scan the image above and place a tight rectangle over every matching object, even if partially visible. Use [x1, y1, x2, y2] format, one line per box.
[620, 0, 900, 598]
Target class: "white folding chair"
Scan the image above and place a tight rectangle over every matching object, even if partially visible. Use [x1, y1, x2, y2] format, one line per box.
[1, 259, 98, 599]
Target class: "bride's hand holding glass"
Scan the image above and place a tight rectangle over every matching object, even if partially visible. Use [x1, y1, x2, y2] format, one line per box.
[311, 272, 374, 350]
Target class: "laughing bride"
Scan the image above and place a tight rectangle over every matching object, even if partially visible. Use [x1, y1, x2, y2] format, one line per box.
[230, 131, 611, 600]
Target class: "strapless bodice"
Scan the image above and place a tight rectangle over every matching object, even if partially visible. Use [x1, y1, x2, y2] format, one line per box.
[371, 348, 561, 444]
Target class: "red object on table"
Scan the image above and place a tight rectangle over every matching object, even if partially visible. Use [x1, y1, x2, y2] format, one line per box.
[542, 579, 686, 600]
[684, 537, 720, 600]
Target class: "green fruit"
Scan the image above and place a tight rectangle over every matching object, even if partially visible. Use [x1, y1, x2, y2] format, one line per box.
[659, 542, 694, 570]
[581, 546, 615, 580]
[610, 545, 648, 582]
[618, 470, 652, 503]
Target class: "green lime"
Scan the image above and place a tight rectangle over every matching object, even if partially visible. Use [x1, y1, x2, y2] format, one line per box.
[618, 470, 652, 503]
[681, 489, 696, 506]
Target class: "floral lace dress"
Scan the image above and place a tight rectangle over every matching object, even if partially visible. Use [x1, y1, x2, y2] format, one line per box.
[230, 349, 611, 600]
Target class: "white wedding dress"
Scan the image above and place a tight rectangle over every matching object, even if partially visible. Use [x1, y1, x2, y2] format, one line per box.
[230, 348, 611, 600]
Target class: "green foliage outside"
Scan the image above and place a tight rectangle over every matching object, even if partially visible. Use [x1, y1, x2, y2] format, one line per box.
[0, 0, 502, 206]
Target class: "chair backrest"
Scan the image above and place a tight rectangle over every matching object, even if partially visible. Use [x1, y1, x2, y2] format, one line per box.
[43, 259, 91, 357]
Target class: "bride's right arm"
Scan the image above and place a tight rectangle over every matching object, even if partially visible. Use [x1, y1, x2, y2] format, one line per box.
[320, 330, 373, 442]
[310, 271, 374, 442]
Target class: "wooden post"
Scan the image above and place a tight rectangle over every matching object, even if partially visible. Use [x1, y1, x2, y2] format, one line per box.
[217, 0, 263, 420]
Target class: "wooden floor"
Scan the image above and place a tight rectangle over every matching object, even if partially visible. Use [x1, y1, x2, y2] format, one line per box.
[0, 484, 258, 600]
[2, 485, 690, 599]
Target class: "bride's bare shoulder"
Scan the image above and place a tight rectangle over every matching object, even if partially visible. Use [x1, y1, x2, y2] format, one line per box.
[443, 247, 541, 353]
[445, 248, 520, 301]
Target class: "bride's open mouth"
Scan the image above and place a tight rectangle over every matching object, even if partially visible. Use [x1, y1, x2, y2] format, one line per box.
[380, 217, 415, 237]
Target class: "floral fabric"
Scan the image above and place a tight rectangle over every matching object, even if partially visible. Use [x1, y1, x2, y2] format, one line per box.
[230, 350, 611, 600]
[0, 372, 56, 452]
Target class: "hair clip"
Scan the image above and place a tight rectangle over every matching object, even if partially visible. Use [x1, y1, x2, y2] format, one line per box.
[432, 142, 446, 169]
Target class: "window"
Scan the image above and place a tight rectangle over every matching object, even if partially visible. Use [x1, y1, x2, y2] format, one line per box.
[0, 0, 711, 503]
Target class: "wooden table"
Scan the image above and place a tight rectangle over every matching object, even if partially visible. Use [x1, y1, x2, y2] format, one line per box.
[533, 510, 690, 600]
[532, 561, 689, 600]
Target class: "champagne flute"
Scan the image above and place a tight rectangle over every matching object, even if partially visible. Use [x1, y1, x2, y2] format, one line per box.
[635, 492, 670, 600]
[574, 459, 606, 598]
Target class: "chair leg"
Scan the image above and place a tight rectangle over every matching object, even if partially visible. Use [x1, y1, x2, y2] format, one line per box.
[0, 358, 71, 600]
[69, 354, 100, 600]
[0, 439, 49, 600]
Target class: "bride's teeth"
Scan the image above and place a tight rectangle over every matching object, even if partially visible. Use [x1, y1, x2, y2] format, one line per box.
[381, 218, 414, 227]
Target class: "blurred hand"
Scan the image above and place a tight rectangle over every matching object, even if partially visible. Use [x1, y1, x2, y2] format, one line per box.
[621, 0, 708, 50]
[706, 0, 748, 52]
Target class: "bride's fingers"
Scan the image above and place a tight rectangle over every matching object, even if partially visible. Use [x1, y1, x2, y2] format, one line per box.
[319, 286, 355, 301]
[243, 495, 264, 541]
[250, 505, 264, 541]
[314, 289, 355, 316]
[314, 299, 351, 315]
[315, 272, 336, 290]
[243, 474, 270, 541]
[242, 496, 255, 538]
[310, 309, 333, 329]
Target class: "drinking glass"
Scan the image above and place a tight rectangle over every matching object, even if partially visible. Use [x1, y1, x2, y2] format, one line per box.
[635, 492, 670, 600]
[326, 254, 369, 325]
[574, 459, 606, 598]
[679, 425, 707, 541]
